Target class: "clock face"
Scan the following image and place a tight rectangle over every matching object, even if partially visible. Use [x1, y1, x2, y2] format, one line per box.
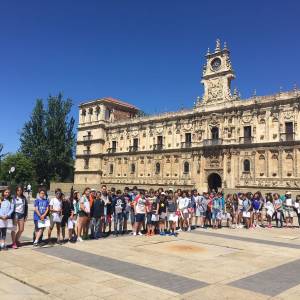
[211, 57, 221, 71]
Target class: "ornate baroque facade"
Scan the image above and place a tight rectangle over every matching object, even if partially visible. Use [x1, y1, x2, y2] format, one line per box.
[74, 40, 300, 193]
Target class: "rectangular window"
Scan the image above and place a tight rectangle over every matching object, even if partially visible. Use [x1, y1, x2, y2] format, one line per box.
[112, 141, 117, 149]
[285, 122, 294, 141]
[133, 138, 139, 148]
[157, 136, 163, 145]
[84, 158, 89, 169]
[185, 133, 192, 143]
[244, 126, 252, 138]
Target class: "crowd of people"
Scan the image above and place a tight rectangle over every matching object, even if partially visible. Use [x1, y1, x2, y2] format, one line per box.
[0, 185, 300, 250]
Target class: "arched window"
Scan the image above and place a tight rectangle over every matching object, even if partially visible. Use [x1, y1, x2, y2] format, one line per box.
[131, 163, 136, 174]
[109, 164, 114, 174]
[155, 162, 161, 174]
[184, 161, 190, 173]
[243, 159, 250, 172]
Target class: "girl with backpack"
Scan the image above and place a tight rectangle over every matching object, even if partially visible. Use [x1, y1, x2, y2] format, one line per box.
[11, 186, 28, 248]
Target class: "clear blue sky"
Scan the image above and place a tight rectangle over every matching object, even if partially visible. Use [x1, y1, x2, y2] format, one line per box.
[1, 0, 300, 153]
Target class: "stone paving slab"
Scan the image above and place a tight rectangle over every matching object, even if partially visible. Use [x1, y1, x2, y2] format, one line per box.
[36, 245, 208, 294]
[230, 259, 300, 296]
[192, 229, 300, 249]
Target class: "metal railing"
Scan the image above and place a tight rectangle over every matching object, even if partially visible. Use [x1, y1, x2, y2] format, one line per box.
[83, 150, 91, 155]
[107, 147, 117, 153]
[129, 145, 138, 152]
[239, 136, 253, 144]
[153, 144, 163, 151]
[203, 138, 223, 146]
[83, 135, 93, 141]
[280, 132, 295, 141]
[181, 142, 192, 148]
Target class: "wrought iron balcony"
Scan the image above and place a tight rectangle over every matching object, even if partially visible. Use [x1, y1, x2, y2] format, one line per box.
[181, 142, 192, 149]
[239, 136, 253, 144]
[280, 132, 295, 141]
[203, 138, 223, 146]
[153, 144, 163, 151]
[83, 150, 91, 155]
[83, 135, 93, 141]
[129, 145, 138, 152]
[107, 147, 117, 153]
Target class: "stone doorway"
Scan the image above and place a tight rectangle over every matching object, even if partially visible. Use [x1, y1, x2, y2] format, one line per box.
[207, 173, 222, 192]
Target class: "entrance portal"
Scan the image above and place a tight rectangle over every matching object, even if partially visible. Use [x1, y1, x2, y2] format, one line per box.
[207, 173, 222, 192]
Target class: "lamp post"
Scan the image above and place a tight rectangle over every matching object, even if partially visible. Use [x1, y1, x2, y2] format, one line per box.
[9, 166, 15, 187]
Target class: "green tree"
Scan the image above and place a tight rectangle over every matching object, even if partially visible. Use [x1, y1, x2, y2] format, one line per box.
[20, 94, 75, 184]
[46, 93, 75, 181]
[20, 99, 49, 183]
[0, 153, 35, 185]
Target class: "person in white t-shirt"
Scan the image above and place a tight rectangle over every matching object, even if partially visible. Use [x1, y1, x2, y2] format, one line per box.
[48, 189, 63, 244]
[177, 191, 190, 232]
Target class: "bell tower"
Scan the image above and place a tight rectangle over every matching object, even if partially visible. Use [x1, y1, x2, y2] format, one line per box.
[200, 39, 235, 105]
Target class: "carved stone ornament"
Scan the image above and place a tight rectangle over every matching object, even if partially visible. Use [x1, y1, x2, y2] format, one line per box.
[241, 114, 252, 124]
[283, 110, 293, 120]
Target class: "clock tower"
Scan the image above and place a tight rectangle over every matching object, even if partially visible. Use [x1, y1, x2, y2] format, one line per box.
[200, 39, 235, 105]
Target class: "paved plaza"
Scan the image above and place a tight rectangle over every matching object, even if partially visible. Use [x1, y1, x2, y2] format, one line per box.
[1, 206, 300, 300]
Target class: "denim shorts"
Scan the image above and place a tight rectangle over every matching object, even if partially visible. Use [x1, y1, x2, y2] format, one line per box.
[15, 212, 25, 220]
[212, 209, 220, 220]
[135, 213, 145, 223]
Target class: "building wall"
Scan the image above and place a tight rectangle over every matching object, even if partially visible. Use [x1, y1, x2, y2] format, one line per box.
[74, 41, 300, 193]
[74, 91, 300, 193]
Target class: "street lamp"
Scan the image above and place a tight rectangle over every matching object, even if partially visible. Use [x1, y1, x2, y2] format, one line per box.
[8, 166, 15, 186]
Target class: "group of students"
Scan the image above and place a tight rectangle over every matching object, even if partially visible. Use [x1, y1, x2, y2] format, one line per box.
[1, 185, 300, 249]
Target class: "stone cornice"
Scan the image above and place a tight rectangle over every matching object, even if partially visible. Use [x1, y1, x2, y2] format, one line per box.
[74, 170, 102, 174]
[101, 140, 300, 158]
[77, 139, 104, 145]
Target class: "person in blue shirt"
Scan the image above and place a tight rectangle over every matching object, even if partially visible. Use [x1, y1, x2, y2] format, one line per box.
[33, 188, 49, 247]
[212, 193, 222, 229]
[0, 188, 14, 250]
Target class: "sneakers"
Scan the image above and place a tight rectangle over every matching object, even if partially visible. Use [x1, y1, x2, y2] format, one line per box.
[177, 228, 182, 232]
[33, 242, 39, 247]
[187, 227, 191, 232]
[138, 232, 143, 236]
[12, 243, 18, 249]
[133, 232, 137, 236]
[77, 237, 83, 242]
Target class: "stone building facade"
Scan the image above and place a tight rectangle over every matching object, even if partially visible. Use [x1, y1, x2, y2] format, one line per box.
[74, 40, 300, 194]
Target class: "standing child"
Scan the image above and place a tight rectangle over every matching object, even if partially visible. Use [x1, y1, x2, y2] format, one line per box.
[11, 186, 28, 248]
[283, 192, 294, 228]
[61, 194, 74, 242]
[33, 189, 49, 247]
[158, 192, 168, 235]
[90, 191, 105, 239]
[274, 193, 284, 228]
[242, 193, 251, 229]
[265, 194, 275, 228]
[48, 189, 63, 244]
[252, 193, 261, 228]
[167, 194, 177, 236]
[0, 188, 14, 250]
[295, 195, 300, 228]
[112, 190, 126, 236]
[77, 187, 90, 242]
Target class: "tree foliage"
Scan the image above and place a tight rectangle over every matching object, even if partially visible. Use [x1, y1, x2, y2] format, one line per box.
[0, 153, 35, 185]
[20, 93, 75, 184]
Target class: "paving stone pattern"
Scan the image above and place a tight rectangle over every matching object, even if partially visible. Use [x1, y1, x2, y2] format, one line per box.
[36, 246, 208, 294]
[230, 259, 300, 296]
[193, 230, 300, 249]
